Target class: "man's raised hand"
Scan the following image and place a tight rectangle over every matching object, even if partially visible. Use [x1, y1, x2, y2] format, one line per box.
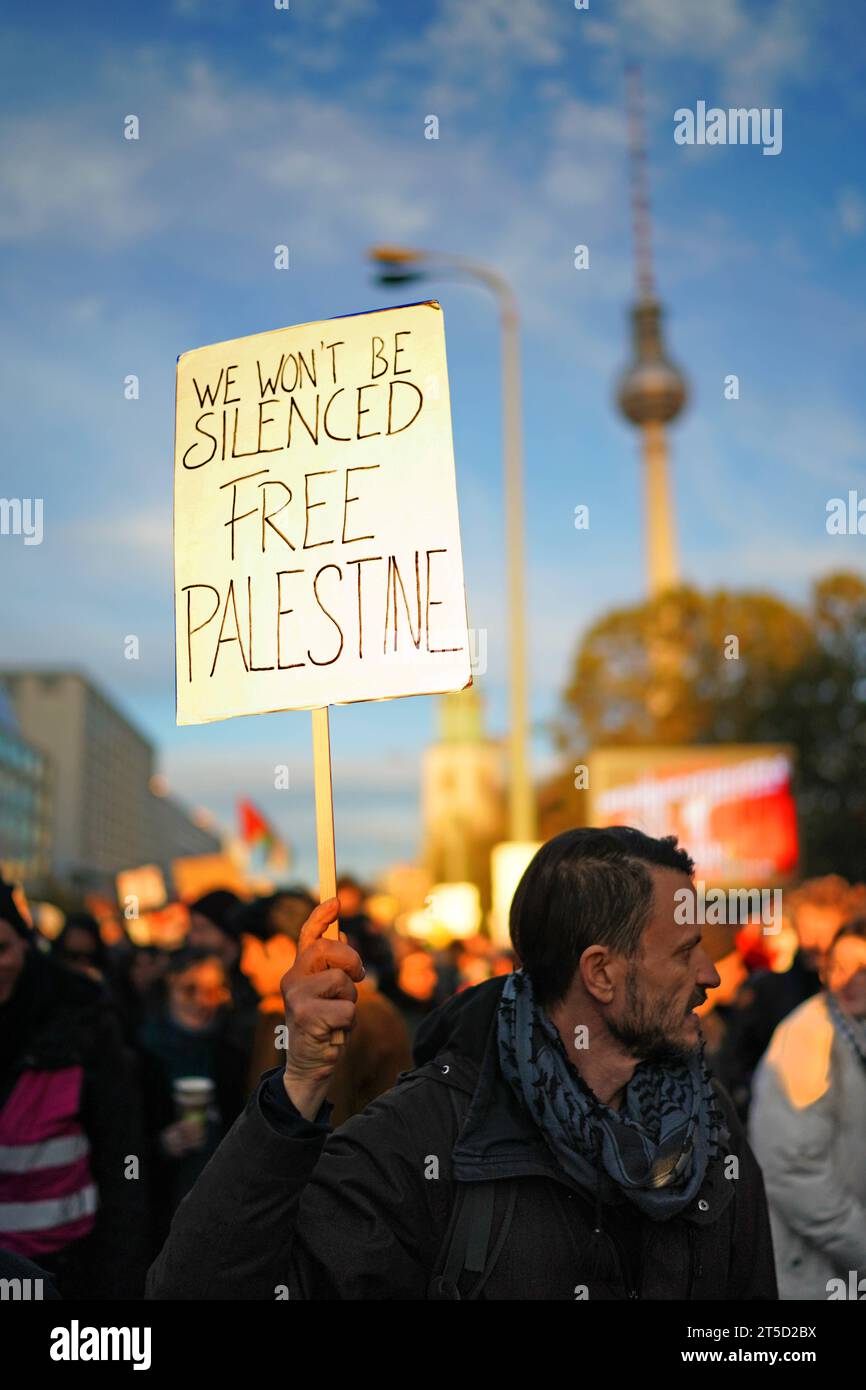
[279, 897, 365, 1120]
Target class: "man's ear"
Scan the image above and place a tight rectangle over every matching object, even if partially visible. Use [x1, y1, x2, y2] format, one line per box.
[579, 945, 617, 1006]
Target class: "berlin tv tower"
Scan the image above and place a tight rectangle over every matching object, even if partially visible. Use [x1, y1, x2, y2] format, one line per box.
[616, 66, 688, 598]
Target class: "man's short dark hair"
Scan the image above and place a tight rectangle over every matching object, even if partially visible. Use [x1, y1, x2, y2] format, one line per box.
[509, 826, 695, 1009]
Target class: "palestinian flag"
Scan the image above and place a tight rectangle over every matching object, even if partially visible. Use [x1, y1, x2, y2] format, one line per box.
[238, 799, 276, 855]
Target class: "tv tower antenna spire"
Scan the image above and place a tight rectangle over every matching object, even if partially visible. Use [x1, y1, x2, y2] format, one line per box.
[626, 62, 656, 303]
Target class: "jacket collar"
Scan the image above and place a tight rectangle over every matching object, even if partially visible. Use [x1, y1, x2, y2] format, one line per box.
[413, 976, 734, 1225]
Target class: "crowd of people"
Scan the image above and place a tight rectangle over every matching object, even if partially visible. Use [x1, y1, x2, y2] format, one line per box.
[0, 872, 510, 1297]
[0, 838, 864, 1301]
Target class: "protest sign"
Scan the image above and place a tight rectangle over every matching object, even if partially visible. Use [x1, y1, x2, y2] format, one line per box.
[172, 852, 247, 900]
[116, 863, 167, 913]
[174, 303, 472, 968]
[174, 301, 471, 724]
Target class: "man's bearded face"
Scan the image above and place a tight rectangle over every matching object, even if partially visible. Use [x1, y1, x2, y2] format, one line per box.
[606, 959, 708, 1067]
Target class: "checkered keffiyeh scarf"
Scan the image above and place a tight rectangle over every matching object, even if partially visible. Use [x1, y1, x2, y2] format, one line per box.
[497, 970, 724, 1220]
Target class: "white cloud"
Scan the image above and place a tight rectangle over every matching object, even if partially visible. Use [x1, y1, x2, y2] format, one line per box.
[0, 37, 647, 353]
[384, 0, 567, 111]
[622, 0, 746, 57]
[720, 6, 814, 103]
[0, 117, 162, 243]
[541, 99, 626, 211]
[589, 0, 818, 103]
[320, 0, 379, 32]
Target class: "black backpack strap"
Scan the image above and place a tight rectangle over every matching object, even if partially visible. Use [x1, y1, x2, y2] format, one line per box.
[427, 1075, 519, 1300]
[430, 1176, 519, 1298]
[444, 1181, 496, 1285]
[467, 1180, 517, 1300]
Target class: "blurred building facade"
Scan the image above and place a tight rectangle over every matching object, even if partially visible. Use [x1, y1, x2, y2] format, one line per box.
[0, 670, 219, 894]
[0, 686, 51, 887]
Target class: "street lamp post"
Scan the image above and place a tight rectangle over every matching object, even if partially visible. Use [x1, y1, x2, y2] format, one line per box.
[368, 246, 535, 842]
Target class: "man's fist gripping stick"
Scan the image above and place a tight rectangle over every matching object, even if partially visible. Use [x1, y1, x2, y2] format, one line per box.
[279, 897, 365, 1121]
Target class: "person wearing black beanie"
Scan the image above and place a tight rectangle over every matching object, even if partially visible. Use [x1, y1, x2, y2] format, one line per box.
[187, 889, 244, 963]
[187, 889, 258, 1011]
[187, 889, 259, 1052]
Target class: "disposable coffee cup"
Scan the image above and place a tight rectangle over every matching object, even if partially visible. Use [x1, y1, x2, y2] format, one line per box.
[173, 1076, 215, 1139]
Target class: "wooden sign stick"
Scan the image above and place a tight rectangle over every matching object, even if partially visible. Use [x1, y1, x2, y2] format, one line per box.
[311, 706, 345, 1043]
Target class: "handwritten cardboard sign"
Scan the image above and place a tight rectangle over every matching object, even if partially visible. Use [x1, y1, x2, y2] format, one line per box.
[174, 302, 471, 725]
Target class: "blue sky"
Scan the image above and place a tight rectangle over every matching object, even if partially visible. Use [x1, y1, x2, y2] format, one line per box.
[2, 0, 865, 883]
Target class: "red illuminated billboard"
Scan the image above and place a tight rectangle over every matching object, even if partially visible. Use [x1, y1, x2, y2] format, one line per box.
[587, 745, 798, 886]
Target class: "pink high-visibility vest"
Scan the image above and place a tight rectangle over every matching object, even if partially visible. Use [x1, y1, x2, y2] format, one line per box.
[0, 1065, 97, 1257]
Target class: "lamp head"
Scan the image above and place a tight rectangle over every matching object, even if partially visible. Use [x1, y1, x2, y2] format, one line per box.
[368, 244, 427, 286]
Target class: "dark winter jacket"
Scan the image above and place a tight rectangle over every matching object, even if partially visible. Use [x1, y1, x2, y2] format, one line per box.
[136, 1006, 252, 1244]
[147, 977, 778, 1301]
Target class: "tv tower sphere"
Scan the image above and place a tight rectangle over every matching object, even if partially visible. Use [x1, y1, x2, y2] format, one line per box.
[617, 298, 688, 426]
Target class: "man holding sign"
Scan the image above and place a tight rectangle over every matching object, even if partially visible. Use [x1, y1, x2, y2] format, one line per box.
[161, 313, 775, 1300]
[148, 828, 777, 1300]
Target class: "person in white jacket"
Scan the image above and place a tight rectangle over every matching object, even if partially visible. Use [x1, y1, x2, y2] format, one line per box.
[749, 917, 866, 1299]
